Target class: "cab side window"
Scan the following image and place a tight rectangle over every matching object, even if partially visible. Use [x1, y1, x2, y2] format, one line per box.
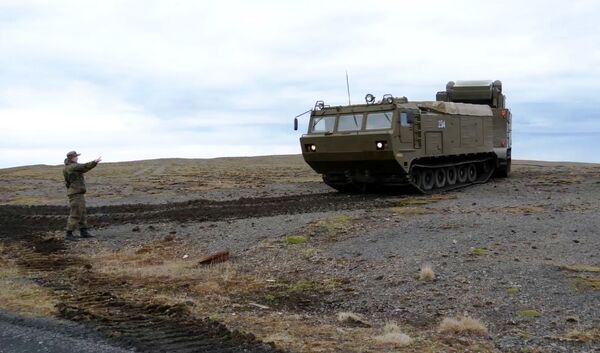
[400, 112, 413, 127]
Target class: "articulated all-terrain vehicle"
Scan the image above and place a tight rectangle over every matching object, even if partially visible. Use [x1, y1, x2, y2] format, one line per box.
[295, 80, 512, 193]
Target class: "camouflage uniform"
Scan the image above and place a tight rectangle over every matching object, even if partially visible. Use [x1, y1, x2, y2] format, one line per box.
[63, 154, 98, 233]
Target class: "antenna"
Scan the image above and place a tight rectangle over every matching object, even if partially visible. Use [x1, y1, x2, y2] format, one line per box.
[345, 70, 352, 105]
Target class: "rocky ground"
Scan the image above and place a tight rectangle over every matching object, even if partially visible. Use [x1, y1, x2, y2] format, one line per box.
[0, 156, 598, 353]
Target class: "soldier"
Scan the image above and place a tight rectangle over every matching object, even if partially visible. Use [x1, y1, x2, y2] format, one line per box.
[63, 151, 102, 241]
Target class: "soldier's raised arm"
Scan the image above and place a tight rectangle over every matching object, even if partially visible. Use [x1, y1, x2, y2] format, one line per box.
[71, 160, 99, 173]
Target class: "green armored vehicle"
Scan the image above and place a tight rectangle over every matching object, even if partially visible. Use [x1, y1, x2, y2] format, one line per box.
[295, 80, 511, 193]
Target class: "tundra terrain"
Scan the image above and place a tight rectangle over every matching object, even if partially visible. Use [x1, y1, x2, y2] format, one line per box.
[0, 155, 598, 353]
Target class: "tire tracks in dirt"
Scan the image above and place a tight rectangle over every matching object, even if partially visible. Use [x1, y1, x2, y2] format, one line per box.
[0, 193, 400, 353]
[10, 235, 284, 353]
[0, 193, 396, 240]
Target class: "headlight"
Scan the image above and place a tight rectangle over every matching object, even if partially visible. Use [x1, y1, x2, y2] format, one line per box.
[305, 144, 317, 152]
[376, 141, 386, 150]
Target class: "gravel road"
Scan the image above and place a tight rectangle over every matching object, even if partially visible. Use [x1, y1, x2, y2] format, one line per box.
[0, 310, 132, 353]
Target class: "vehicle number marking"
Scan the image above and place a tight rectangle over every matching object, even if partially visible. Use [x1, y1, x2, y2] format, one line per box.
[438, 120, 446, 129]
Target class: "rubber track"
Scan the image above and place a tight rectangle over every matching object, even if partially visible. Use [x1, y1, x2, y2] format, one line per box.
[411, 157, 496, 194]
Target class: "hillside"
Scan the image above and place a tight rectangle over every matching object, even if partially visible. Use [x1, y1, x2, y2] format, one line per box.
[0, 155, 599, 353]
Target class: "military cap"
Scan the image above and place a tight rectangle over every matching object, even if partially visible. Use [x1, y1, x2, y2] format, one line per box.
[66, 151, 81, 158]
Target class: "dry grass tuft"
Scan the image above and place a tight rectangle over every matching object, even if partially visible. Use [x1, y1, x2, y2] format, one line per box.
[562, 328, 600, 342]
[336, 312, 371, 327]
[419, 263, 435, 281]
[438, 315, 488, 336]
[310, 215, 353, 234]
[162, 234, 177, 242]
[0, 266, 57, 316]
[389, 206, 434, 215]
[373, 322, 413, 346]
[560, 264, 600, 273]
[573, 275, 600, 290]
[559, 264, 600, 291]
[503, 205, 545, 215]
[396, 198, 433, 206]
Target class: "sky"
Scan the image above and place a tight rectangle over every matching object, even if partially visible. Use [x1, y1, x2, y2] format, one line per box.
[1, 0, 599, 168]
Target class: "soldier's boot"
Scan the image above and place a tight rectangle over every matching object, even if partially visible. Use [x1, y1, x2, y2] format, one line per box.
[65, 230, 79, 241]
[80, 228, 94, 238]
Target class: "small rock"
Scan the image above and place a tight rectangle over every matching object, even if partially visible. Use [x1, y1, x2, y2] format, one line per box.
[573, 239, 580, 243]
[132, 226, 140, 232]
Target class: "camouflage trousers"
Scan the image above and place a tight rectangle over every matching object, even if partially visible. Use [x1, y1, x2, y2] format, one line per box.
[67, 193, 88, 231]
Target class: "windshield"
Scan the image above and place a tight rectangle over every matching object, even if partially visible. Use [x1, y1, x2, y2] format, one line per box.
[337, 114, 363, 131]
[309, 116, 336, 133]
[366, 111, 393, 130]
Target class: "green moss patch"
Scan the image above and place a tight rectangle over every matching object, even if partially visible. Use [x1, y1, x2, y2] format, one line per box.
[286, 279, 340, 294]
[506, 287, 520, 295]
[286, 236, 307, 245]
[517, 309, 541, 318]
[470, 248, 488, 256]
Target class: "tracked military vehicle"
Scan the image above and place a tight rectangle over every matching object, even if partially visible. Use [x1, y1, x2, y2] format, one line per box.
[295, 80, 511, 193]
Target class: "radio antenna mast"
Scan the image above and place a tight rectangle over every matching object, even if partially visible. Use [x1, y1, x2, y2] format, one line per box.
[345, 70, 352, 105]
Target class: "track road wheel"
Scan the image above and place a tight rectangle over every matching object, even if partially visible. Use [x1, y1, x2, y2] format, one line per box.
[421, 169, 434, 191]
[434, 168, 446, 189]
[467, 164, 478, 182]
[457, 165, 468, 183]
[446, 166, 457, 186]
[411, 169, 422, 188]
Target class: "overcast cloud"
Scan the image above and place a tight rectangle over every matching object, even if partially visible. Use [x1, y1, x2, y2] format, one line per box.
[1, 0, 599, 167]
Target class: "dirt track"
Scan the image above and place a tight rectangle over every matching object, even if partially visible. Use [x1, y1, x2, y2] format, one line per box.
[0, 193, 391, 353]
[0, 193, 393, 240]
[1, 158, 599, 353]
[8, 234, 282, 353]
